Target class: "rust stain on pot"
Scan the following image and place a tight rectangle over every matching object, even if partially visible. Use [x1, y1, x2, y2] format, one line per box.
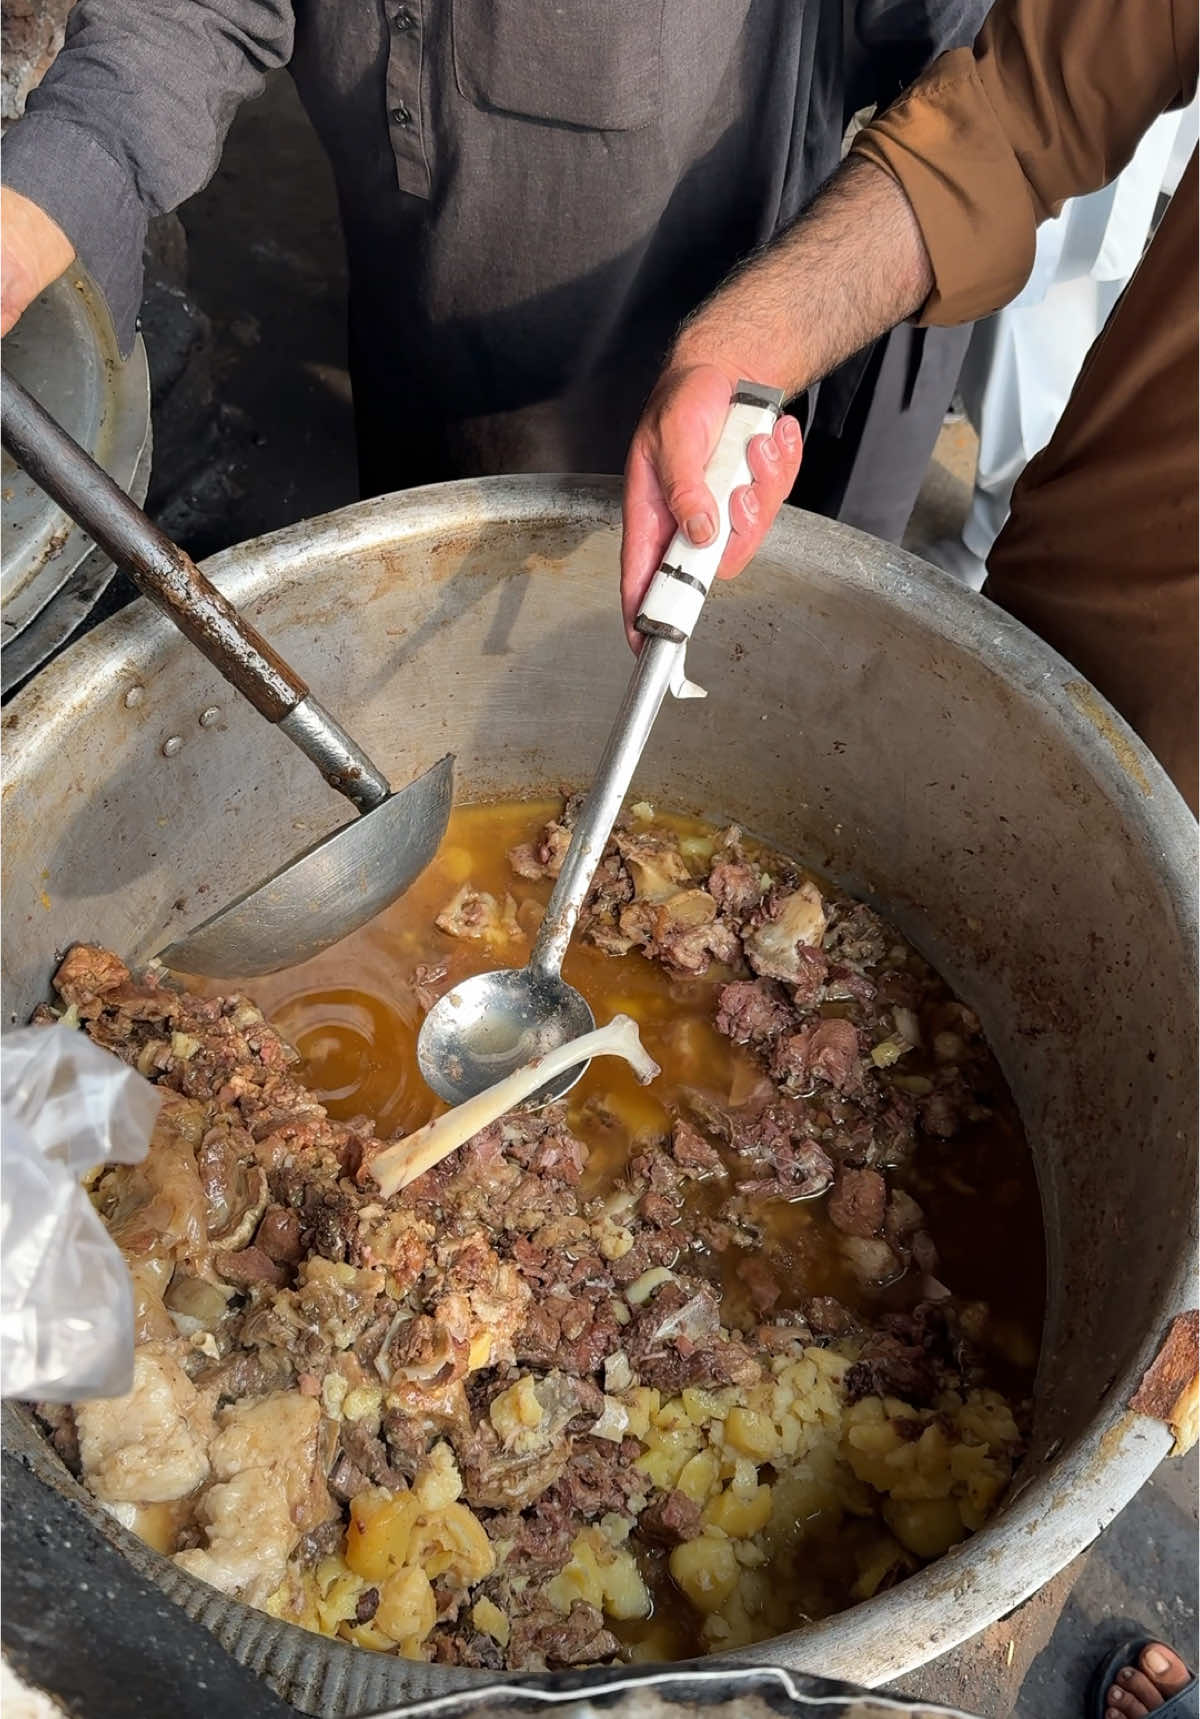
[1064, 681, 1152, 796]
[1130, 1310, 1200, 1455]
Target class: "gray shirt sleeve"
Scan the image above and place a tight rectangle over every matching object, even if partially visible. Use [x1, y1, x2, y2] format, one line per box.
[850, 0, 991, 117]
[2, 0, 295, 352]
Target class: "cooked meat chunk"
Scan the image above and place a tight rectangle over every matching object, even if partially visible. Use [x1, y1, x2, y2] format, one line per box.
[508, 817, 571, 880]
[668, 1118, 724, 1177]
[382, 1311, 467, 1389]
[412, 960, 450, 1011]
[175, 1392, 329, 1606]
[614, 831, 693, 902]
[335, 1420, 411, 1494]
[575, 847, 637, 954]
[825, 903, 889, 968]
[546, 1436, 647, 1518]
[715, 978, 794, 1047]
[93, 1102, 212, 1261]
[196, 1132, 267, 1247]
[842, 1304, 977, 1408]
[431, 1625, 507, 1670]
[806, 1296, 862, 1337]
[827, 1167, 888, 1238]
[52, 944, 130, 1012]
[706, 857, 764, 922]
[753, 1314, 814, 1353]
[77, 1345, 212, 1504]
[625, 1282, 760, 1393]
[458, 1422, 573, 1510]
[214, 1246, 289, 1289]
[295, 1517, 345, 1564]
[733, 1136, 834, 1201]
[770, 1018, 864, 1095]
[787, 945, 829, 1007]
[191, 1346, 295, 1404]
[639, 1488, 703, 1547]
[507, 1600, 620, 1669]
[621, 888, 741, 976]
[723, 1098, 834, 1201]
[488, 1503, 576, 1576]
[436, 885, 522, 946]
[255, 1204, 305, 1265]
[744, 882, 826, 981]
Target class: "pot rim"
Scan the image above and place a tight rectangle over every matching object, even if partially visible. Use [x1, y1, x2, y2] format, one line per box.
[4, 475, 1195, 1697]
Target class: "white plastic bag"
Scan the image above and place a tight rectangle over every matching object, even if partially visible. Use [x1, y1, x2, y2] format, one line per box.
[1, 1025, 162, 1402]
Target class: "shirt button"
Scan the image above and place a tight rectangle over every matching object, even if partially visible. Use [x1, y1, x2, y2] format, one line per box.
[393, 6, 416, 29]
[390, 102, 413, 128]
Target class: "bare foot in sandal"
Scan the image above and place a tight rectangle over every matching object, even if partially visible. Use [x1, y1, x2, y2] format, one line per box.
[1105, 1643, 1194, 1717]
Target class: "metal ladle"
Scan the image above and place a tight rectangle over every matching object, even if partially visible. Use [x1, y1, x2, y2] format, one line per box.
[0, 372, 453, 978]
[418, 380, 784, 1106]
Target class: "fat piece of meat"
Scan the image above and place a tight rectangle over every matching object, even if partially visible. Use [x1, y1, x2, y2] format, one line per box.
[52, 944, 130, 1012]
[744, 882, 826, 981]
[174, 1392, 330, 1606]
[621, 888, 740, 977]
[76, 1344, 212, 1504]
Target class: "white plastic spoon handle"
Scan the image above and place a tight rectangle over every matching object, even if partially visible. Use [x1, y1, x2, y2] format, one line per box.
[635, 379, 785, 642]
[372, 1013, 660, 1196]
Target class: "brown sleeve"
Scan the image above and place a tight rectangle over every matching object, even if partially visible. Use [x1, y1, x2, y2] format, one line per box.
[849, 0, 1199, 324]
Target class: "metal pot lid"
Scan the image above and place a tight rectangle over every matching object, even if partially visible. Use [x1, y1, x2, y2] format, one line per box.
[1, 261, 150, 641]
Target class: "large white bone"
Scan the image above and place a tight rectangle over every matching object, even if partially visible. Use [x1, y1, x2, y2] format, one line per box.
[370, 1013, 660, 1197]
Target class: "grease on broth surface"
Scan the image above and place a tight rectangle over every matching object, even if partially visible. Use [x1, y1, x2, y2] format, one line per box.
[231, 799, 1044, 1391]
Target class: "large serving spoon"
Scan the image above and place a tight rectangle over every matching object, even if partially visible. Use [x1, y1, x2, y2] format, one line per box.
[0, 372, 453, 978]
[417, 380, 784, 1107]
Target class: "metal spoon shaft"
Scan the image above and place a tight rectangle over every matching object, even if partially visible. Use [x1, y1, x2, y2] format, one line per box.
[530, 634, 679, 982]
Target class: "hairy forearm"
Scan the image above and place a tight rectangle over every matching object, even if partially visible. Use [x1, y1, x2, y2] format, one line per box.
[672, 157, 933, 395]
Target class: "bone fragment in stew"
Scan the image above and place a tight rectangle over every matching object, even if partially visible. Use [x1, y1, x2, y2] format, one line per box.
[370, 1015, 660, 1197]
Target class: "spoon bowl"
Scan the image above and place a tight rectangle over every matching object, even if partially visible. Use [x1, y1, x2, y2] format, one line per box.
[418, 967, 595, 1106]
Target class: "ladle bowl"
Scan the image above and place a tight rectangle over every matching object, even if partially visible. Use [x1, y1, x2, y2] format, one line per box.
[418, 966, 596, 1106]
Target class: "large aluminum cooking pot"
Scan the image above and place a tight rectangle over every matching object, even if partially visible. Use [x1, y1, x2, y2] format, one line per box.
[2, 477, 1196, 1713]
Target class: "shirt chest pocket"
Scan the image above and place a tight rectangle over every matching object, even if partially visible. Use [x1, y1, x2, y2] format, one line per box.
[452, 0, 664, 131]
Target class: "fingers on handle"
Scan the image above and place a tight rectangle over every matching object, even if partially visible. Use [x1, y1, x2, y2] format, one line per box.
[620, 438, 675, 648]
[719, 415, 802, 581]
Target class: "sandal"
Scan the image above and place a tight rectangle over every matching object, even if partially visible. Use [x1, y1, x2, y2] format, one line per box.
[1088, 1639, 1198, 1719]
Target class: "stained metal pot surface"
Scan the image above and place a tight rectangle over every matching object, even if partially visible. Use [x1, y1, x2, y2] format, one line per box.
[2, 478, 1195, 1713]
[0, 264, 151, 692]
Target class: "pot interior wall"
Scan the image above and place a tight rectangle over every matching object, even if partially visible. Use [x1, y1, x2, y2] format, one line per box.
[3, 477, 1194, 1694]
